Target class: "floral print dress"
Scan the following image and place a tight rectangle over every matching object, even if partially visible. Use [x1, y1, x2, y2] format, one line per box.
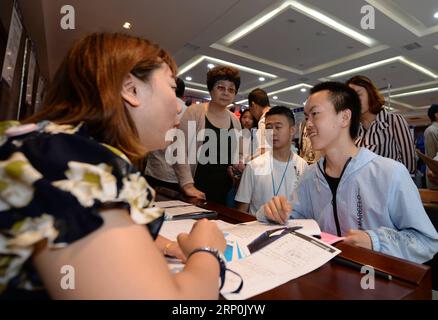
[0, 121, 163, 297]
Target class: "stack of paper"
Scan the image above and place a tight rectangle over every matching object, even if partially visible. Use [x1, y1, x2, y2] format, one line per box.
[154, 200, 217, 220]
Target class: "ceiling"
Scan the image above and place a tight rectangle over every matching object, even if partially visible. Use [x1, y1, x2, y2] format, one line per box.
[18, 0, 438, 125]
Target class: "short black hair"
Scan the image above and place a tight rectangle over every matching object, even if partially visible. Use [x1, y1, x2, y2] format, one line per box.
[206, 66, 240, 93]
[309, 81, 361, 139]
[265, 105, 295, 126]
[428, 104, 438, 122]
[248, 88, 270, 107]
[175, 77, 185, 98]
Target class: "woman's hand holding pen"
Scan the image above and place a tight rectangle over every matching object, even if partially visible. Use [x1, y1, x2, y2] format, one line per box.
[177, 219, 226, 257]
[263, 195, 292, 225]
[343, 229, 372, 250]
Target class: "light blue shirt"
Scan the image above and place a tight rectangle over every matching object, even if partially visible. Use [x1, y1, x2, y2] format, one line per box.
[257, 148, 438, 263]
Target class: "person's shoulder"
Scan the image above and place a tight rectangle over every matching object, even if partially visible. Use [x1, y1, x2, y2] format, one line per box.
[1, 121, 87, 147]
[386, 110, 409, 125]
[424, 123, 437, 135]
[182, 102, 206, 117]
[294, 153, 308, 166]
[1, 121, 133, 171]
[248, 151, 270, 167]
[298, 161, 318, 183]
[369, 152, 408, 175]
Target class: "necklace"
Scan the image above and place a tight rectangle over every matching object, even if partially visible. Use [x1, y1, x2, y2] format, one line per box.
[271, 152, 292, 196]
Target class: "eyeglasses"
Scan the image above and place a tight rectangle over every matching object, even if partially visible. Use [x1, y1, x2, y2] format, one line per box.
[215, 84, 236, 95]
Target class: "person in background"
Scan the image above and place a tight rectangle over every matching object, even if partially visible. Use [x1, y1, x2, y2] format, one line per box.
[0, 33, 226, 299]
[424, 104, 438, 189]
[145, 77, 187, 191]
[239, 108, 257, 160]
[225, 108, 257, 208]
[248, 88, 271, 157]
[235, 106, 307, 215]
[240, 108, 256, 130]
[346, 75, 415, 174]
[173, 66, 243, 205]
[298, 120, 321, 164]
[257, 82, 438, 264]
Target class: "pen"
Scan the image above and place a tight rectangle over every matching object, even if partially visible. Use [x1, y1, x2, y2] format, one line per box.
[267, 226, 303, 237]
[332, 256, 393, 281]
[165, 211, 217, 221]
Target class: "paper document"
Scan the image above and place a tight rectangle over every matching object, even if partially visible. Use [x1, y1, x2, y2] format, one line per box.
[156, 202, 217, 220]
[159, 219, 235, 242]
[221, 231, 340, 300]
[416, 149, 438, 175]
[159, 219, 249, 263]
[320, 232, 345, 245]
[154, 200, 192, 208]
[222, 219, 321, 242]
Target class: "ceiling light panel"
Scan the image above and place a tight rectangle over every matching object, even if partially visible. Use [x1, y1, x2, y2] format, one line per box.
[177, 55, 284, 95]
[213, 1, 379, 76]
[366, 0, 438, 36]
[224, 1, 376, 47]
[328, 56, 438, 86]
[390, 88, 438, 107]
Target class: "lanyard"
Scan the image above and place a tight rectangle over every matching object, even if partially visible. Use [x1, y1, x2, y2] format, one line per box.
[271, 152, 292, 196]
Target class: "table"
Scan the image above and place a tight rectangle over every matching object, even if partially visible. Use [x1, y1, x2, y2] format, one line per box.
[156, 187, 432, 300]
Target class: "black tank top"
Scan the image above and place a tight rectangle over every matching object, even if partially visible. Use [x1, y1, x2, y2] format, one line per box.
[194, 116, 236, 205]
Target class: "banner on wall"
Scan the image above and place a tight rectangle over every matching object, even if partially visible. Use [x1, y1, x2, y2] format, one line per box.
[1, 1, 24, 87]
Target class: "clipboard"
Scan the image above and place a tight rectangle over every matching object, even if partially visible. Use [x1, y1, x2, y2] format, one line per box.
[416, 149, 438, 175]
[247, 226, 302, 254]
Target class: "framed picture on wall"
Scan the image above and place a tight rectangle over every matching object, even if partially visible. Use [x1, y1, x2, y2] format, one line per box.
[1, 1, 23, 88]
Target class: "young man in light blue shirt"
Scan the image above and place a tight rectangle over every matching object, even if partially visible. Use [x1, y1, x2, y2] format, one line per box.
[257, 81, 438, 264]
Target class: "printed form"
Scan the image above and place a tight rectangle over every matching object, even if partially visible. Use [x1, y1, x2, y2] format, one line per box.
[221, 231, 340, 300]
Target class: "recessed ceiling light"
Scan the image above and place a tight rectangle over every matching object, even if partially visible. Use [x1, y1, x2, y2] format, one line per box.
[273, 96, 278, 100]
[185, 76, 192, 81]
[300, 88, 307, 92]
[434, 11, 438, 19]
[390, 87, 438, 98]
[223, 2, 377, 47]
[178, 55, 277, 78]
[185, 87, 209, 95]
[268, 83, 313, 96]
[207, 64, 215, 69]
[328, 56, 438, 79]
[123, 22, 132, 29]
[259, 77, 266, 82]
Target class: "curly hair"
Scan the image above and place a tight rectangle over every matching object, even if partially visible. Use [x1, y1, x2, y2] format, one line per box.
[206, 66, 240, 93]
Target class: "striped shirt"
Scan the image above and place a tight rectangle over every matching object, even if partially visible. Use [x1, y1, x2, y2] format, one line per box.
[355, 109, 415, 174]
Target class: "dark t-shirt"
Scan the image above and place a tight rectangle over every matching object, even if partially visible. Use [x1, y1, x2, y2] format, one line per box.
[194, 116, 236, 205]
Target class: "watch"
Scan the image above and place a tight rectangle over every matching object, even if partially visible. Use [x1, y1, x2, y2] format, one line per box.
[188, 247, 226, 290]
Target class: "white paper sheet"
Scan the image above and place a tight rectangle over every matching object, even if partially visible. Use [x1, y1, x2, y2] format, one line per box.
[159, 219, 235, 241]
[221, 232, 340, 300]
[222, 219, 321, 245]
[154, 200, 192, 208]
[164, 205, 213, 217]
